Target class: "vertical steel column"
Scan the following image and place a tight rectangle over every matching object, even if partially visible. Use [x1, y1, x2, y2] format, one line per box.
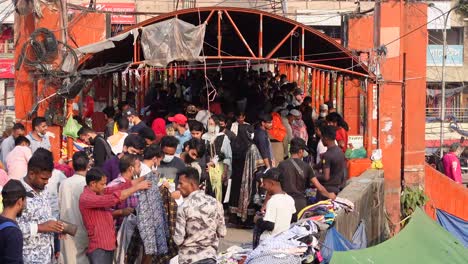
[301, 27, 305, 62]
[259, 14, 263, 58]
[320, 71, 325, 105]
[336, 75, 342, 113]
[325, 72, 330, 103]
[217, 11, 222, 58]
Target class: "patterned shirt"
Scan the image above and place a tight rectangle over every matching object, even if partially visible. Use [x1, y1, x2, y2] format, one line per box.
[174, 190, 226, 264]
[17, 180, 55, 264]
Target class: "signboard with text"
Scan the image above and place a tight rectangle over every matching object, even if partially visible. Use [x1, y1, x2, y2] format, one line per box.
[0, 58, 14, 79]
[427, 45, 463, 66]
[81, 3, 136, 24]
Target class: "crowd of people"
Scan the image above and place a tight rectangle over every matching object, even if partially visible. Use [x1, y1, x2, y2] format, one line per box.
[0, 68, 350, 264]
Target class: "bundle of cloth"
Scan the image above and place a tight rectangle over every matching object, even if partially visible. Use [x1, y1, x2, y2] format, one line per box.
[217, 246, 252, 264]
[246, 221, 322, 264]
[297, 198, 355, 227]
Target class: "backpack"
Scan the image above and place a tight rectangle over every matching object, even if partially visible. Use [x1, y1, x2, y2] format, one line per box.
[0, 221, 19, 231]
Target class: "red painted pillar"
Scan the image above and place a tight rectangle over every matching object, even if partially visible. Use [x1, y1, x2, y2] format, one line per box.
[314, 69, 320, 111]
[401, 3, 427, 187]
[324, 72, 330, 103]
[336, 75, 342, 113]
[343, 77, 360, 135]
[378, 1, 405, 234]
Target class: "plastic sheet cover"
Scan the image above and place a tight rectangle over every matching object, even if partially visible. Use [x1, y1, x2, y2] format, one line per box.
[436, 209, 468, 247]
[331, 208, 468, 264]
[140, 18, 206, 67]
[322, 220, 367, 263]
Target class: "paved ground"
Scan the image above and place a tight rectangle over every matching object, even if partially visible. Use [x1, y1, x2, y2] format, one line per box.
[219, 227, 253, 251]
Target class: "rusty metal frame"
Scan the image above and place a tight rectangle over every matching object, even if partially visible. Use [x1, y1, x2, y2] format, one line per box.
[82, 7, 371, 78]
[223, 10, 257, 58]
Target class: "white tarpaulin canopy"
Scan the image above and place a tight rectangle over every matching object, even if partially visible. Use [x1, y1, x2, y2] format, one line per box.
[140, 18, 206, 67]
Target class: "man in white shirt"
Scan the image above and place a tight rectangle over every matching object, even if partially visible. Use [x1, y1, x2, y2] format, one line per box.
[255, 168, 296, 243]
[59, 151, 91, 264]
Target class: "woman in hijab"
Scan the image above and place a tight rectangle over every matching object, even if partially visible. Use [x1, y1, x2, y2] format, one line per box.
[229, 124, 265, 225]
[202, 115, 232, 203]
[151, 118, 167, 144]
[290, 109, 308, 144]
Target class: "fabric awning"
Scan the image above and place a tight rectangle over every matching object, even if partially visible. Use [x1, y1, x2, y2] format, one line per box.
[331, 208, 468, 264]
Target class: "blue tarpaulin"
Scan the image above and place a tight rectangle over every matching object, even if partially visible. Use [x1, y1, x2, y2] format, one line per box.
[322, 220, 367, 263]
[436, 209, 468, 247]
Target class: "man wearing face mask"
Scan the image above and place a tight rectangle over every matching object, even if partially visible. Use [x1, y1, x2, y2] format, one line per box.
[78, 127, 115, 167]
[318, 104, 329, 120]
[158, 136, 186, 193]
[0, 179, 33, 263]
[26, 116, 51, 153]
[102, 134, 146, 184]
[169, 114, 191, 155]
[140, 144, 164, 177]
[278, 138, 336, 218]
[292, 89, 304, 107]
[107, 154, 142, 231]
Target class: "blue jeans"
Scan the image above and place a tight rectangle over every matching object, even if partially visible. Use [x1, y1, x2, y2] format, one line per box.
[87, 249, 114, 264]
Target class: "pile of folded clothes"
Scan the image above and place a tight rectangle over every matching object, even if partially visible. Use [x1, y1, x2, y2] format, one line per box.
[245, 221, 323, 264]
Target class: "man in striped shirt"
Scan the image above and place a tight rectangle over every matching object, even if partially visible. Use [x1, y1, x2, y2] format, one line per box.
[79, 167, 151, 264]
[107, 154, 142, 231]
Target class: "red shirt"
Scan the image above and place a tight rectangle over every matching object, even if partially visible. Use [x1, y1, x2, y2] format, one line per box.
[79, 182, 131, 253]
[335, 127, 348, 153]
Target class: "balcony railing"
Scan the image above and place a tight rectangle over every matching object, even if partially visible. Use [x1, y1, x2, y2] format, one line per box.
[426, 107, 468, 122]
[0, 40, 14, 54]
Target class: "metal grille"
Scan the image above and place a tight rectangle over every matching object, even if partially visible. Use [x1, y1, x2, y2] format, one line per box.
[426, 107, 468, 122]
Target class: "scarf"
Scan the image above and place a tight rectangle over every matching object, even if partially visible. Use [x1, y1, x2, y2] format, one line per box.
[152, 118, 167, 137]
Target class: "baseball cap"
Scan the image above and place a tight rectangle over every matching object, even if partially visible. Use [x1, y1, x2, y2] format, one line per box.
[320, 104, 329, 111]
[1, 179, 34, 201]
[123, 108, 138, 117]
[258, 113, 273, 122]
[290, 137, 309, 152]
[168, 114, 188, 125]
[261, 168, 282, 182]
[289, 109, 301, 117]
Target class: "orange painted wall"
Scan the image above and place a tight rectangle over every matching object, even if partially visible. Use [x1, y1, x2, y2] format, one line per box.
[68, 13, 107, 48]
[348, 16, 374, 51]
[425, 165, 468, 221]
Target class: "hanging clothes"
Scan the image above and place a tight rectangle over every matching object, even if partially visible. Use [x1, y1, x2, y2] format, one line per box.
[126, 185, 178, 264]
[203, 131, 232, 203]
[114, 214, 138, 264]
[234, 144, 265, 222]
[229, 125, 254, 215]
[136, 171, 169, 256]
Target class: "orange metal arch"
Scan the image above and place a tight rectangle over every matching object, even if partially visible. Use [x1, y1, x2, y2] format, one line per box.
[80, 7, 370, 78]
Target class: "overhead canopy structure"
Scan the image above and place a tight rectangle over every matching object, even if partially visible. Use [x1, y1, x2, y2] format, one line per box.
[330, 208, 468, 264]
[78, 7, 370, 77]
